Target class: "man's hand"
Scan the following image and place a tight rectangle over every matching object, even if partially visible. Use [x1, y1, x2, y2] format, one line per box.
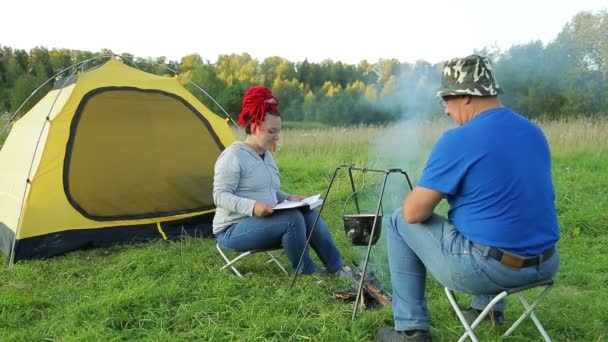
[253, 201, 274, 216]
[287, 195, 306, 202]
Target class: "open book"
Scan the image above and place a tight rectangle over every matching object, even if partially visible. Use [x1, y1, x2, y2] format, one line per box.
[274, 194, 324, 211]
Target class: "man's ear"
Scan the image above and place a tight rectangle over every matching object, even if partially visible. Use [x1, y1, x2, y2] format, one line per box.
[251, 123, 259, 133]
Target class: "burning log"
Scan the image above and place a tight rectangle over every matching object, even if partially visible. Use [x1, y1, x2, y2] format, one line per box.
[331, 266, 392, 310]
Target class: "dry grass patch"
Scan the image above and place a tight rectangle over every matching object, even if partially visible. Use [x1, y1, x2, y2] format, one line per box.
[539, 117, 608, 153]
[555, 284, 592, 297]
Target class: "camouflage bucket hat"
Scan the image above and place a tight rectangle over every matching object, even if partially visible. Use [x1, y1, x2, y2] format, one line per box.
[436, 54, 503, 98]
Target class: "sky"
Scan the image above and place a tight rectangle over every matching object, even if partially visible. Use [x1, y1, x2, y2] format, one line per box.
[1, 0, 606, 65]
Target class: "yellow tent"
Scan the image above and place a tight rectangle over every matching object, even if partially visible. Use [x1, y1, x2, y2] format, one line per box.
[0, 58, 236, 261]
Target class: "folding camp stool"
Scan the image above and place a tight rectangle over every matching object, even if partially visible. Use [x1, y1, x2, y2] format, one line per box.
[216, 243, 288, 278]
[445, 278, 555, 342]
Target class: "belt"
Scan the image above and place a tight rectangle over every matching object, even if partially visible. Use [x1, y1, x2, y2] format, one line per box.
[472, 242, 556, 269]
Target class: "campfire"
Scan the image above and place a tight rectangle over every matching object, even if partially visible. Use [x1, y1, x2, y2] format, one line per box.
[332, 266, 391, 310]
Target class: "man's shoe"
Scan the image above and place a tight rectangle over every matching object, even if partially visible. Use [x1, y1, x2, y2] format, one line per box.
[461, 307, 505, 325]
[333, 265, 353, 278]
[375, 326, 432, 342]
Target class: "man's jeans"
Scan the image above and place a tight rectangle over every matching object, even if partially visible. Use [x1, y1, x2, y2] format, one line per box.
[216, 209, 343, 274]
[387, 209, 559, 331]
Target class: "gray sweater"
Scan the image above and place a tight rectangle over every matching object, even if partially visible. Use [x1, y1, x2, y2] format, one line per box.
[212, 141, 290, 234]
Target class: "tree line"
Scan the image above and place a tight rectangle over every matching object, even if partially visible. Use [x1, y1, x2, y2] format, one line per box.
[1, 10, 606, 126]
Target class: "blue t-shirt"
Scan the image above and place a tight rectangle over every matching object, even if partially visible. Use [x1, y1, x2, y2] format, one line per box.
[418, 107, 559, 256]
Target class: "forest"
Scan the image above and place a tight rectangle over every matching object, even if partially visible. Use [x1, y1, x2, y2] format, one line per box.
[1, 11, 606, 125]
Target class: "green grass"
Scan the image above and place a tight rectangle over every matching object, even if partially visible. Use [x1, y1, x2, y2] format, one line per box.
[1, 120, 607, 341]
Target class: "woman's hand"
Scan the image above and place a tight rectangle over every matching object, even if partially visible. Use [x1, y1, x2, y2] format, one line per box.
[287, 195, 306, 202]
[253, 201, 274, 216]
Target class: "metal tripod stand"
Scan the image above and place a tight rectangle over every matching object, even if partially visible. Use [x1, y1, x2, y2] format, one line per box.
[289, 163, 413, 320]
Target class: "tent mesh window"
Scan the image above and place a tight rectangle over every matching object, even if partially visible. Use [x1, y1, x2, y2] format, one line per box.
[64, 87, 223, 220]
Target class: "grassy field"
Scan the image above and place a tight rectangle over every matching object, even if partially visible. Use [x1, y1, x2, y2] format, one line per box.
[1, 118, 607, 341]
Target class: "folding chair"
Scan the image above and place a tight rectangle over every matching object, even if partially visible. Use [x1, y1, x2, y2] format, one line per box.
[216, 243, 288, 278]
[445, 278, 555, 342]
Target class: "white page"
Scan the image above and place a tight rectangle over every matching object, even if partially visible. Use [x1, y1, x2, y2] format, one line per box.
[274, 194, 321, 210]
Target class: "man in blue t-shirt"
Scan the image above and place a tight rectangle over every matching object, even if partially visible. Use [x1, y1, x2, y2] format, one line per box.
[376, 55, 560, 342]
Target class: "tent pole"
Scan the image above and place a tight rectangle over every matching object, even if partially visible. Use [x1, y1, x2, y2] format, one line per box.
[8, 64, 83, 265]
[7, 232, 17, 267]
[115, 56, 238, 128]
[0, 54, 114, 140]
[181, 80, 238, 127]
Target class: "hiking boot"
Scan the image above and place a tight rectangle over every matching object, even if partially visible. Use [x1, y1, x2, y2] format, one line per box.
[461, 307, 505, 326]
[375, 326, 433, 342]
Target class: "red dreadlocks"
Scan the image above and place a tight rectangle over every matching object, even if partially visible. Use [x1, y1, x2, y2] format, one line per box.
[237, 86, 280, 130]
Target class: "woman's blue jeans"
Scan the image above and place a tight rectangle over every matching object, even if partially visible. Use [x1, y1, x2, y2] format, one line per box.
[216, 209, 343, 274]
[387, 209, 559, 331]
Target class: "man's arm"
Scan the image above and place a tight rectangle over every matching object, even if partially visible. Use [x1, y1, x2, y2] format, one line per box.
[403, 186, 444, 224]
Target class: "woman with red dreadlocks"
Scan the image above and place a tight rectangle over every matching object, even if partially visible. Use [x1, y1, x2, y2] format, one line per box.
[212, 86, 347, 275]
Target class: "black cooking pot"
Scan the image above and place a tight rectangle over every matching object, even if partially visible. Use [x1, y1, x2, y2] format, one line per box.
[343, 214, 382, 246]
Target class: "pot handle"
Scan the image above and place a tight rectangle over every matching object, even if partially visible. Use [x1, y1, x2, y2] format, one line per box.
[342, 188, 383, 217]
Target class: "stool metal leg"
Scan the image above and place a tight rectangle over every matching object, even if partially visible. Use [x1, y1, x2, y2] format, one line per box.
[445, 287, 479, 342]
[217, 243, 288, 278]
[461, 292, 508, 342]
[266, 251, 288, 275]
[216, 243, 246, 278]
[447, 284, 554, 342]
[446, 287, 511, 342]
[503, 284, 554, 341]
